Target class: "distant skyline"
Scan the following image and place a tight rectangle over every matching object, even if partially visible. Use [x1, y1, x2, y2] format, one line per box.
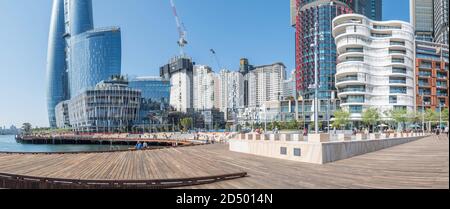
[0, 0, 410, 127]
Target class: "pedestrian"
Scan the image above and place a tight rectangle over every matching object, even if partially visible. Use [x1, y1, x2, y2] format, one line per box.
[143, 142, 148, 149]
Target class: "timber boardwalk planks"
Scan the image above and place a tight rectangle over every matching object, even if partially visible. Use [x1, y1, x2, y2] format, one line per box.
[0, 136, 448, 189]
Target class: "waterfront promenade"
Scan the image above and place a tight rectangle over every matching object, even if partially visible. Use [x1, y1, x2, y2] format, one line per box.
[0, 135, 448, 189]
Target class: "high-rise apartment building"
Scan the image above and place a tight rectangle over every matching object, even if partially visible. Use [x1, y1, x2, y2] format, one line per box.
[247, 63, 286, 108]
[193, 65, 215, 110]
[218, 70, 245, 119]
[47, 0, 122, 127]
[433, 0, 449, 45]
[333, 14, 415, 121]
[410, 0, 435, 42]
[415, 40, 449, 112]
[160, 56, 194, 113]
[291, 0, 354, 100]
[351, 0, 382, 21]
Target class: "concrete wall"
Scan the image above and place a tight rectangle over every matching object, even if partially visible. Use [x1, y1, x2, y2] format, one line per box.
[230, 133, 428, 164]
[321, 136, 423, 164]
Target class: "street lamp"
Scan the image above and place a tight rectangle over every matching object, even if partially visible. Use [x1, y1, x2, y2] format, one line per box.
[309, 22, 320, 134]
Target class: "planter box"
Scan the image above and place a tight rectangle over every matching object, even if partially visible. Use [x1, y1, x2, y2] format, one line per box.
[355, 134, 368, 140]
[270, 134, 280, 141]
[308, 134, 330, 143]
[254, 134, 261, 140]
[280, 134, 291, 141]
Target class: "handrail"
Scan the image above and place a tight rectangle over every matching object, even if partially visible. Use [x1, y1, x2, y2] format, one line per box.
[0, 172, 248, 189]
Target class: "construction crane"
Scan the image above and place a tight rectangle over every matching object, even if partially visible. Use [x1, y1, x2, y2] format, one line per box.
[210, 49, 223, 71]
[170, 0, 188, 55]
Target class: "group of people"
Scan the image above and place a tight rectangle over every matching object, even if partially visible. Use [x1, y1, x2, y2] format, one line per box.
[135, 141, 148, 150]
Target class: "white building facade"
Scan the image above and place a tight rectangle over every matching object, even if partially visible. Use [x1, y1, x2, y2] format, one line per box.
[193, 65, 215, 110]
[218, 70, 245, 119]
[333, 14, 415, 121]
[247, 63, 286, 108]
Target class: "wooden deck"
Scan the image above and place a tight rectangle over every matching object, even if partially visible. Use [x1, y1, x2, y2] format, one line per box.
[0, 135, 448, 189]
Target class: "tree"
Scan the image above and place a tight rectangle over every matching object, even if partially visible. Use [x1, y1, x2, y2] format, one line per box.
[389, 109, 408, 131]
[362, 108, 380, 133]
[21, 123, 32, 136]
[333, 110, 350, 130]
[442, 108, 449, 123]
[180, 118, 193, 132]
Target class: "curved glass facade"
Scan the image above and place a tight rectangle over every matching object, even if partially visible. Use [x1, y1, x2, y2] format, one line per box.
[69, 27, 122, 98]
[46, 0, 68, 128]
[67, 0, 93, 36]
[295, 0, 353, 99]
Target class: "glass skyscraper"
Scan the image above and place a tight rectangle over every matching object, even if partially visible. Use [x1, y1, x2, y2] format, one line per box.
[351, 0, 382, 21]
[410, 0, 434, 42]
[69, 27, 122, 97]
[46, 0, 69, 128]
[291, 0, 382, 100]
[46, 0, 122, 127]
[292, 0, 354, 99]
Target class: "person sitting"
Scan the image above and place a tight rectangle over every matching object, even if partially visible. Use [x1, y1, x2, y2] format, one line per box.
[135, 142, 142, 150]
[143, 142, 148, 149]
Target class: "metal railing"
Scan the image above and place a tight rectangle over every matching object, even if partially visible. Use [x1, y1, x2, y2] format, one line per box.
[0, 172, 248, 189]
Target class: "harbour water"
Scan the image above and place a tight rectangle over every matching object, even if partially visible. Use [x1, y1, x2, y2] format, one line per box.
[0, 135, 131, 153]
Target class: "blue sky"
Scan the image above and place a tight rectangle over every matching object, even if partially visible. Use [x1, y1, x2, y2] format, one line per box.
[0, 0, 409, 128]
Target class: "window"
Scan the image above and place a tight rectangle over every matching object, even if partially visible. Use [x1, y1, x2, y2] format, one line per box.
[389, 96, 397, 104]
[390, 87, 407, 94]
[392, 58, 405, 63]
[294, 148, 301, 157]
[349, 105, 363, 113]
[392, 67, 407, 74]
[390, 41, 405, 46]
[280, 147, 287, 155]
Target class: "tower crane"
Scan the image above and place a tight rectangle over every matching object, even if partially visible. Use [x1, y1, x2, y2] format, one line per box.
[170, 0, 188, 55]
[210, 49, 223, 71]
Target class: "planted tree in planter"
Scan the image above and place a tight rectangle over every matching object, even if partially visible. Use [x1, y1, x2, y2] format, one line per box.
[362, 108, 380, 133]
[332, 110, 350, 130]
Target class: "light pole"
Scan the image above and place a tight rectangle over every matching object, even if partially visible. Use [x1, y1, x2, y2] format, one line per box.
[421, 94, 425, 133]
[439, 103, 442, 130]
[311, 22, 319, 134]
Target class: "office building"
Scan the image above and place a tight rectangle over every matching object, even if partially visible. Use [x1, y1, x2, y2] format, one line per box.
[433, 0, 449, 45]
[351, 0, 382, 21]
[68, 27, 122, 97]
[128, 76, 171, 125]
[63, 79, 141, 133]
[46, 0, 122, 127]
[47, 0, 69, 128]
[160, 56, 194, 112]
[415, 40, 449, 112]
[410, 0, 435, 42]
[193, 65, 215, 110]
[333, 14, 415, 121]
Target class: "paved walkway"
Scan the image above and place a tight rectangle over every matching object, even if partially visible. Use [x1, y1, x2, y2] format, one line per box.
[0, 135, 447, 189]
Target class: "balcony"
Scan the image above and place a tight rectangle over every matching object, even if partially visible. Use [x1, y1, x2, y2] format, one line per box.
[392, 58, 405, 63]
[390, 41, 405, 46]
[389, 79, 407, 84]
[390, 87, 407, 94]
[389, 49, 406, 55]
[419, 72, 432, 77]
[336, 76, 358, 83]
[340, 87, 366, 93]
[392, 68, 407, 74]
